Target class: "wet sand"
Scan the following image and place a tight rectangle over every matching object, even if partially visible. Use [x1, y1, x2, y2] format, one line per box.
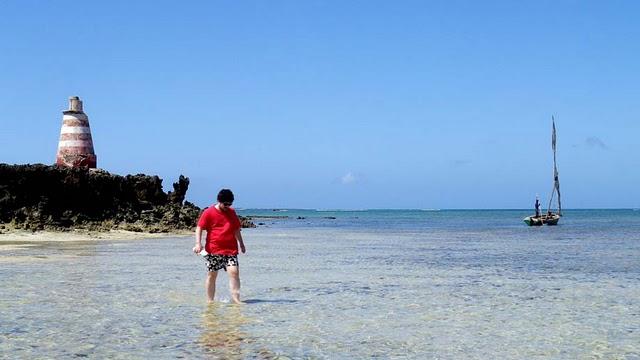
[0, 228, 192, 262]
[0, 229, 191, 250]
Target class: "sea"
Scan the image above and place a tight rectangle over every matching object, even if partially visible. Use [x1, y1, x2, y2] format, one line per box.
[1, 209, 639, 359]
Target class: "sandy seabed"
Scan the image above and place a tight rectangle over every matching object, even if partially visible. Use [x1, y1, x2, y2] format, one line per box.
[1, 224, 640, 358]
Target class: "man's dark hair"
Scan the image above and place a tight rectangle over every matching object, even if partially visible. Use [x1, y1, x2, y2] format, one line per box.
[217, 189, 234, 203]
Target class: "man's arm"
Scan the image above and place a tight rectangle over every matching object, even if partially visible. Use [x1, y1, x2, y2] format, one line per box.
[235, 229, 246, 254]
[193, 226, 204, 253]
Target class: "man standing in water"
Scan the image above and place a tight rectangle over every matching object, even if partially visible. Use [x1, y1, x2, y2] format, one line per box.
[193, 189, 246, 304]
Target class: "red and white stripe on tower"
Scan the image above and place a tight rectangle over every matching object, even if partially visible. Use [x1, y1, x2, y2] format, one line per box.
[55, 96, 97, 168]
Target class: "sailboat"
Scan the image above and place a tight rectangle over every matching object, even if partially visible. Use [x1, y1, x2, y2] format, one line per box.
[524, 118, 562, 226]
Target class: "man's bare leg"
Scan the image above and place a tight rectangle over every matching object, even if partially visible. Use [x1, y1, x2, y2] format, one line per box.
[206, 271, 218, 303]
[227, 266, 243, 304]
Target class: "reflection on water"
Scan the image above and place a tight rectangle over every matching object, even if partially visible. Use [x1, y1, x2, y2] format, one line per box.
[199, 304, 249, 359]
[199, 304, 291, 359]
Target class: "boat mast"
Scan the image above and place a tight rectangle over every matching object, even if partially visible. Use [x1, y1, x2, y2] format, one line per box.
[547, 117, 562, 216]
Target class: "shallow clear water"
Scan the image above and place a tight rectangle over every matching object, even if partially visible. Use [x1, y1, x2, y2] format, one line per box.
[1, 210, 640, 358]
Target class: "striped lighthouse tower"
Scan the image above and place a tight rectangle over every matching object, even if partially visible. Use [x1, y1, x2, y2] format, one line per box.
[55, 96, 97, 168]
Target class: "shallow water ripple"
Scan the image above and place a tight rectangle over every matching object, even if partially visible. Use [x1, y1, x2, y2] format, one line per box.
[1, 222, 640, 358]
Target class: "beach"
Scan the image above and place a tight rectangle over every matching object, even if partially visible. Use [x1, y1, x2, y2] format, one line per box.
[0, 228, 190, 252]
[4, 0, 640, 357]
[0, 228, 192, 242]
[1, 210, 639, 358]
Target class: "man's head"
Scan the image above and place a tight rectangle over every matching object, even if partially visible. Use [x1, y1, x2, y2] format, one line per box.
[217, 189, 234, 209]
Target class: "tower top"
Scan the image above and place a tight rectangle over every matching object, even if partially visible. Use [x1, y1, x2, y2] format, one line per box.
[68, 96, 83, 112]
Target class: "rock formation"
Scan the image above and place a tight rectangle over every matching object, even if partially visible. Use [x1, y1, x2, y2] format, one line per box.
[0, 163, 254, 232]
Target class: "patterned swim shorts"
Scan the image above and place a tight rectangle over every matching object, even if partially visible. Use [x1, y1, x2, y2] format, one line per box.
[204, 254, 238, 272]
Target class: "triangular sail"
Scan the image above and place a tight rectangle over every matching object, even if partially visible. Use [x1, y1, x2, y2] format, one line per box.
[547, 117, 562, 216]
[553, 119, 562, 215]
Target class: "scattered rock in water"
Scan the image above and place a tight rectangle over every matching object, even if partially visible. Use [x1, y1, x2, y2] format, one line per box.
[240, 217, 257, 228]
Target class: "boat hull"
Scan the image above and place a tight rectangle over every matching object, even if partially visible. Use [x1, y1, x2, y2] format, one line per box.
[523, 214, 560, 226]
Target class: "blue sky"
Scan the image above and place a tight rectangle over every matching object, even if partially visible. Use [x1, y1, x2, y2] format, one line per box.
[1, 1, 638, 209]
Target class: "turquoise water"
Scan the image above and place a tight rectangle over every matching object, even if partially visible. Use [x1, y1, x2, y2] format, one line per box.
[1, 210, 639, 358]
[240, 208, 640, 230]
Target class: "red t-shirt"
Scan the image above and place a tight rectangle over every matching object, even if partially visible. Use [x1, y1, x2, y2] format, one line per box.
[197, 206, 242, 255]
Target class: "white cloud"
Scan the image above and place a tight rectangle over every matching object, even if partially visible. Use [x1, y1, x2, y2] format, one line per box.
[585, 137, 609, 150]
[572, 137, 610, 150]
[341, 172, 358, 185]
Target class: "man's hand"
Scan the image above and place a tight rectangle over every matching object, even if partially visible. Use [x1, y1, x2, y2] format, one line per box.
[193, 243, 203, 254]
[194, 226, 204, 254]
[235, 229, 246, 254]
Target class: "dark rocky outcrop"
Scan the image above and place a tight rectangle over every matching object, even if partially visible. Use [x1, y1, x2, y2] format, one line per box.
[240, 217, 257, 228]
[0, 163, 254, 232]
